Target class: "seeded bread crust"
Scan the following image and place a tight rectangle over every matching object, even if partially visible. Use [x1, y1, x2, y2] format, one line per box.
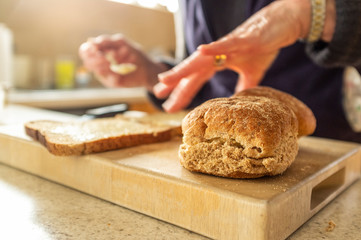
[232, 86, 316, 137]
[179, 96, 299, 178]
[25, 118, 174, 156]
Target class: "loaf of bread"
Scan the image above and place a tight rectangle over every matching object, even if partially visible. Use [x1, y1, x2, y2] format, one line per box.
[232, 86, 316, 137]
[25, 117, 177, 156]
[179, 87, 316, 178]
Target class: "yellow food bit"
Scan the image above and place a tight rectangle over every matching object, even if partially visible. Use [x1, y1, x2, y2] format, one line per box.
[326, 220, 336, 232]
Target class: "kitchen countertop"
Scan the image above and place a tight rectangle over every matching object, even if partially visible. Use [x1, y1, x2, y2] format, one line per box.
[7, 87, 148, 109]
[0, 162, 360, 240]
[0, 105, 360, 239]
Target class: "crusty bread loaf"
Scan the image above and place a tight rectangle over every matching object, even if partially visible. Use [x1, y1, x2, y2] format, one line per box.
[25, 117, 176, 156]
[179, 96, 299, 178]
[232, 86, 316, 137]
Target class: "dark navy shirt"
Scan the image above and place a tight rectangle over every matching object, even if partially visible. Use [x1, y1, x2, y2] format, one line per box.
[150, 0, 361, 142]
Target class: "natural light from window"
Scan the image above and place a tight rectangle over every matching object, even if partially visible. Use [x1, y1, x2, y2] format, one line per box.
[107, 0, 179, 13]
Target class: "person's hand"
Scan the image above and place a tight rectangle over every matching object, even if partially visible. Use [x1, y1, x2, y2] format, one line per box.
[154, 0, 334, 113]
[153, 51, 217, 112]
[79, 34, 168, 91]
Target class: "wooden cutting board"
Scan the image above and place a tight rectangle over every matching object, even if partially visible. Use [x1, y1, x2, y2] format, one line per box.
[0, 107, 360, 240]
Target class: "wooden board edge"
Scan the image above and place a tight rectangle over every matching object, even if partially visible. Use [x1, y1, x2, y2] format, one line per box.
[267, 147, 361, 240]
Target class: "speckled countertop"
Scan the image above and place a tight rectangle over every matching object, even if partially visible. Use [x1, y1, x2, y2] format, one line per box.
[0, 162, 360, 240]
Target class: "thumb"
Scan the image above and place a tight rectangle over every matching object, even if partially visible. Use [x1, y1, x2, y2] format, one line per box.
[235, 72, 263, 93]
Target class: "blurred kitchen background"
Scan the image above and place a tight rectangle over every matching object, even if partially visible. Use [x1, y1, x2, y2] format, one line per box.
[0, 0, 179, 114]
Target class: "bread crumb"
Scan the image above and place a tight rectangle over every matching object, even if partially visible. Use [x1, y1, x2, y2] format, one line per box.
[326, 220, 336, 232]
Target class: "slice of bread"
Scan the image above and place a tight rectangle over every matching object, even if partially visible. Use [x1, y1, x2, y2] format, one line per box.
[25, 117, 177, 156]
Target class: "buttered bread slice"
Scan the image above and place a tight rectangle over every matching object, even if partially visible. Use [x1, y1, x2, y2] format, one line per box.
[25, 117, 175, 156]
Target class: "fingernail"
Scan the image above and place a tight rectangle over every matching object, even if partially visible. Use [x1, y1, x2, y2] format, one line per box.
[158, 72, 168, 80]
[162, 100, 173, 112]
[153, 83, 166, 96]
[197, 44, 205, 50]
[111, 33, 123, 41]
[235, 84, 243, 93]
[94, 36, 103, 44]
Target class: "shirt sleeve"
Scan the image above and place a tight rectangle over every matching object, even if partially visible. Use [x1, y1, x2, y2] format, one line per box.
[306, 0, 361, 69]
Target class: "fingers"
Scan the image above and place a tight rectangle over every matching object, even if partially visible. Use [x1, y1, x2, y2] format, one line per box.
[235, 74, 260, 93]
[79, 48, 109, 75]
[113, 45, 135, 64]
[153, 82, 176, 99]
[234, 61, 271, 92]
[79, 40, 119, 86]
[79, 42, 103, 65]
[83, 34, 131, 61]
[154, 51, 217, 111]
[91, 34, 127, 51]
[79, 39, 110, 74]
[158, 51, 214, 85]
[79, 33, 137, 81]
[160, 69, 215, 113]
